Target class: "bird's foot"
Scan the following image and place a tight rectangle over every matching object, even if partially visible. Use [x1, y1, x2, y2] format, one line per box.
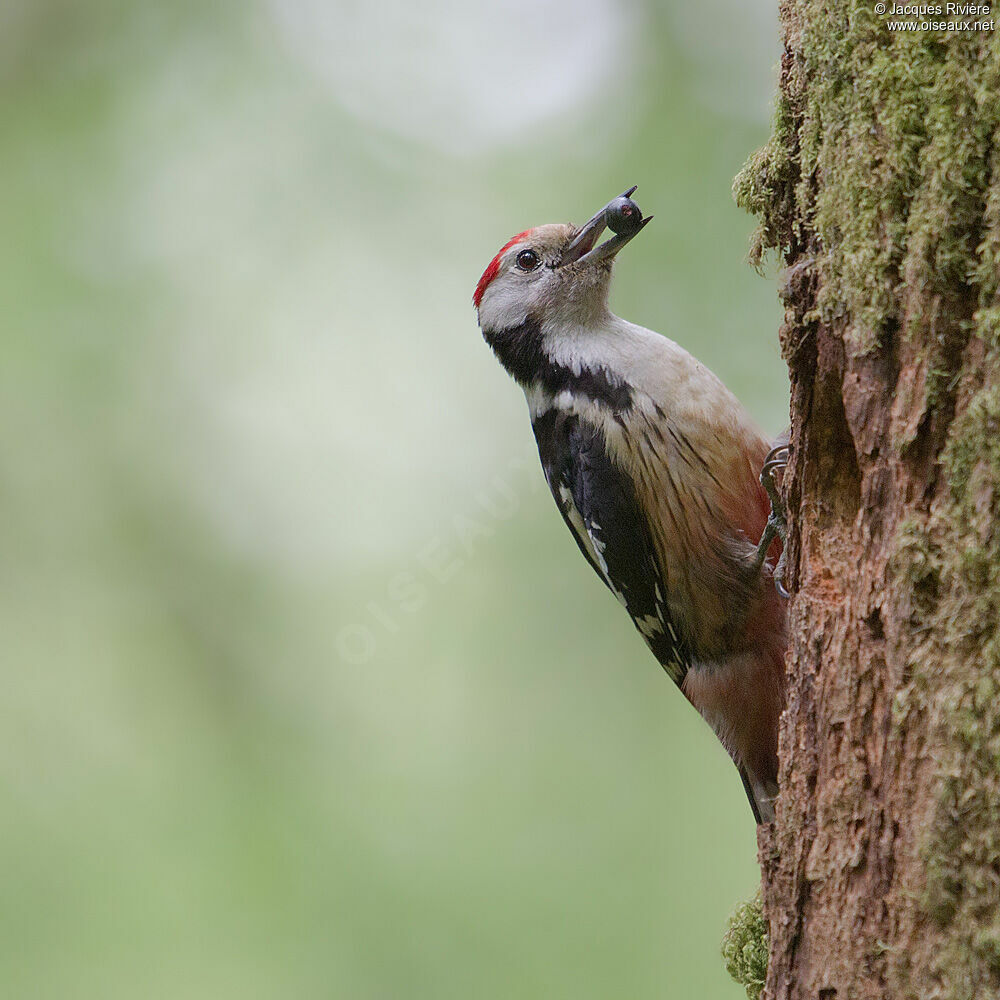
[752, 444, 790, 597]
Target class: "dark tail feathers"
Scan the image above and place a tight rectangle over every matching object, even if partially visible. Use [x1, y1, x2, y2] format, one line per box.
[739, 766, 778, 824]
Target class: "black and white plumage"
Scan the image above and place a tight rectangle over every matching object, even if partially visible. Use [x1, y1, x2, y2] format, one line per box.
[532, 406, 689, 682]
[473, 193, 789, 823]
[486, 317, 688, 681]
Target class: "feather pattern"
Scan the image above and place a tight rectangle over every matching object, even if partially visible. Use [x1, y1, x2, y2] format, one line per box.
[531, 406, 689, 682]
[474, 220, 787, 822]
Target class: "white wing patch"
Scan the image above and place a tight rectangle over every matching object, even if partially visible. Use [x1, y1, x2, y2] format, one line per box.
[532, 407, 689, 686]
[558, 488, 632, 610]
[558, 485, 604, 571]
[635, 613, 662, 639]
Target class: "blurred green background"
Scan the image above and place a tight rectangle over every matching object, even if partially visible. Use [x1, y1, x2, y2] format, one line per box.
[1, 0, 786, 996]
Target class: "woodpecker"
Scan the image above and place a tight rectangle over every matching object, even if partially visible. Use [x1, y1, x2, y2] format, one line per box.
[473, 188, 789, 823]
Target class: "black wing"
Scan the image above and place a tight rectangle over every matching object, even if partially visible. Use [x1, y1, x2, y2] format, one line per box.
[531, 409, 689, 683]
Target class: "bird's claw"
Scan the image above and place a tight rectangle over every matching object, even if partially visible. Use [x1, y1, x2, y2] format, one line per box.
[753, 444, 790, 597]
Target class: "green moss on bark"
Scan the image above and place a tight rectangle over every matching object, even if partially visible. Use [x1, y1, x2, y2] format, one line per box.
[737, 3, 1000, 996]
[891, 372, 1000, 997]
[735, 4, 1000, 350]
[732, 90, 801, 268]
[722, 892, 768, 1000]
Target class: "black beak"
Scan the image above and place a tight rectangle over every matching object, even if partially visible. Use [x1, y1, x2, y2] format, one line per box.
[558, 186, 654, 267]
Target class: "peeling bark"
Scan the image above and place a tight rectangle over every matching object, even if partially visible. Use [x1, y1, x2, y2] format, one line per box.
[734, 4, 1000, 998]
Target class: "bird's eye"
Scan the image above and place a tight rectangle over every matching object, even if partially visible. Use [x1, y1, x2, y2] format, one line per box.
[515, 249, 541, 271]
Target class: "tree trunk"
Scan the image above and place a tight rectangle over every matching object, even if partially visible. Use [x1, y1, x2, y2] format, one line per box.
[734, 5, 1000, 998]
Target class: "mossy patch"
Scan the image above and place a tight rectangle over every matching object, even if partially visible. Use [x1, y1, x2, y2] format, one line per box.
[721, 892, 768, 1000]
[888, 361, 1000, 997]
[737, 3, 1000, 996]
[735, 4, 1000, 352]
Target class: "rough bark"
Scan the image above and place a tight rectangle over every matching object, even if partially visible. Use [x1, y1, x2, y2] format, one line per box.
[733, 4, 1000, 998]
